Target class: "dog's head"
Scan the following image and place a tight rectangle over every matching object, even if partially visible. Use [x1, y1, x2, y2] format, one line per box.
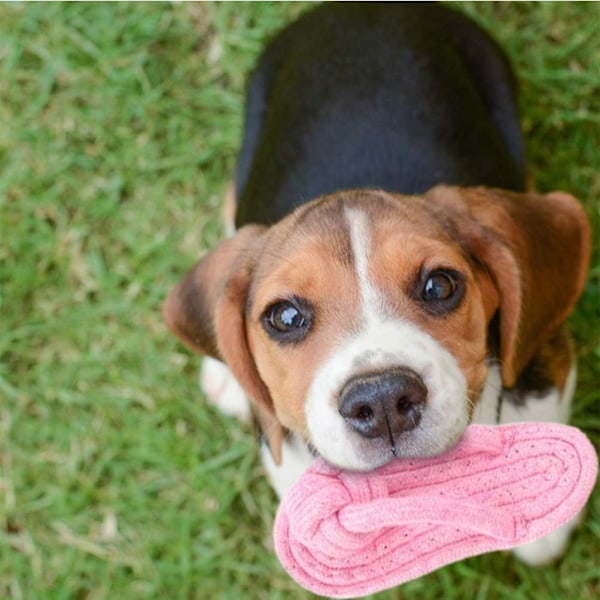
[163, 186, 590, 470]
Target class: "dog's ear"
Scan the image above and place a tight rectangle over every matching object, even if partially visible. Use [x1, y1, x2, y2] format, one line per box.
[426, 186, 591, 388]
[162, 225, 284, 464]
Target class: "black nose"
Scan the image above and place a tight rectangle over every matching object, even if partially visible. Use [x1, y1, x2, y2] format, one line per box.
[338, 368, 427, 439]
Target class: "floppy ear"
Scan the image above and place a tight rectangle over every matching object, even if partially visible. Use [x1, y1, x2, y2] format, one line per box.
[162, 225, 284, 464]
[426, 186, 591, 388]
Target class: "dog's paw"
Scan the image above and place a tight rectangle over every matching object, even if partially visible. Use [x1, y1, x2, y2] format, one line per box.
[512, 512, 583, 566]
[199, 357, 251, 422]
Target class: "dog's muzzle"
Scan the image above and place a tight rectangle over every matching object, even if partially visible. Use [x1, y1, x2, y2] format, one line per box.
[338, 368, 427, 441]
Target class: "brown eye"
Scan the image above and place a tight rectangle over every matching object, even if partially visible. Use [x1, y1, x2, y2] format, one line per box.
[262, 298, 313, 344]
[268, 303, 306, 332]
[422, 272, 456, 301]
[416, 269, 465, 315]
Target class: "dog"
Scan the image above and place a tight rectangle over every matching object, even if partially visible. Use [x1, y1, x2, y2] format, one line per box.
[163, 3, 590, 566]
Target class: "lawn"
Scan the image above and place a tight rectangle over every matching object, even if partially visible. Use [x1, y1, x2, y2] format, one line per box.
[1, 2, 598, 599]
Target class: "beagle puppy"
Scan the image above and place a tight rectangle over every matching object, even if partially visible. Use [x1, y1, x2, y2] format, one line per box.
[163, 3, 590, 566]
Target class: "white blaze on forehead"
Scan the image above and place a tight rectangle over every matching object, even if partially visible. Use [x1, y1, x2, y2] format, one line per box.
[344, 206, 387, 326]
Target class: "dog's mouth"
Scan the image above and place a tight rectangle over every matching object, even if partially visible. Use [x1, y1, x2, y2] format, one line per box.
[308, 387, 469, 472]
[312, 423, 468, 472]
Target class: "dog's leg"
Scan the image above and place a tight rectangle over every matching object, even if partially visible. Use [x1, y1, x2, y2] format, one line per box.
[199, 357, 251, 423]
[222, 182, 237, 238]
[201, 356, 313, 496]
[261, 434, 315, 499]
[499, 362, 581, 566]
[198, 183, 251, 420]
[512, 513, 583, 567]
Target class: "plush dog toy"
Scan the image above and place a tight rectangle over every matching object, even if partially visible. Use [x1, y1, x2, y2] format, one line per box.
[274, 423, 597, 598]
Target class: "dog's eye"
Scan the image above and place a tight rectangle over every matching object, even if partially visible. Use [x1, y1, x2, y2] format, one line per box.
[423, 272, 456, 301]
[270, 304, 305, 331]
[418, 269, 465, 314]
[262, 299, 313, 344]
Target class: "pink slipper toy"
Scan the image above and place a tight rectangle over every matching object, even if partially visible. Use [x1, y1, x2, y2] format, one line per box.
[274, 423, 597, 598]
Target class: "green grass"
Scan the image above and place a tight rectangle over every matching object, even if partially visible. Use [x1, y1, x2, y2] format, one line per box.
[1, 2, 598, 599]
